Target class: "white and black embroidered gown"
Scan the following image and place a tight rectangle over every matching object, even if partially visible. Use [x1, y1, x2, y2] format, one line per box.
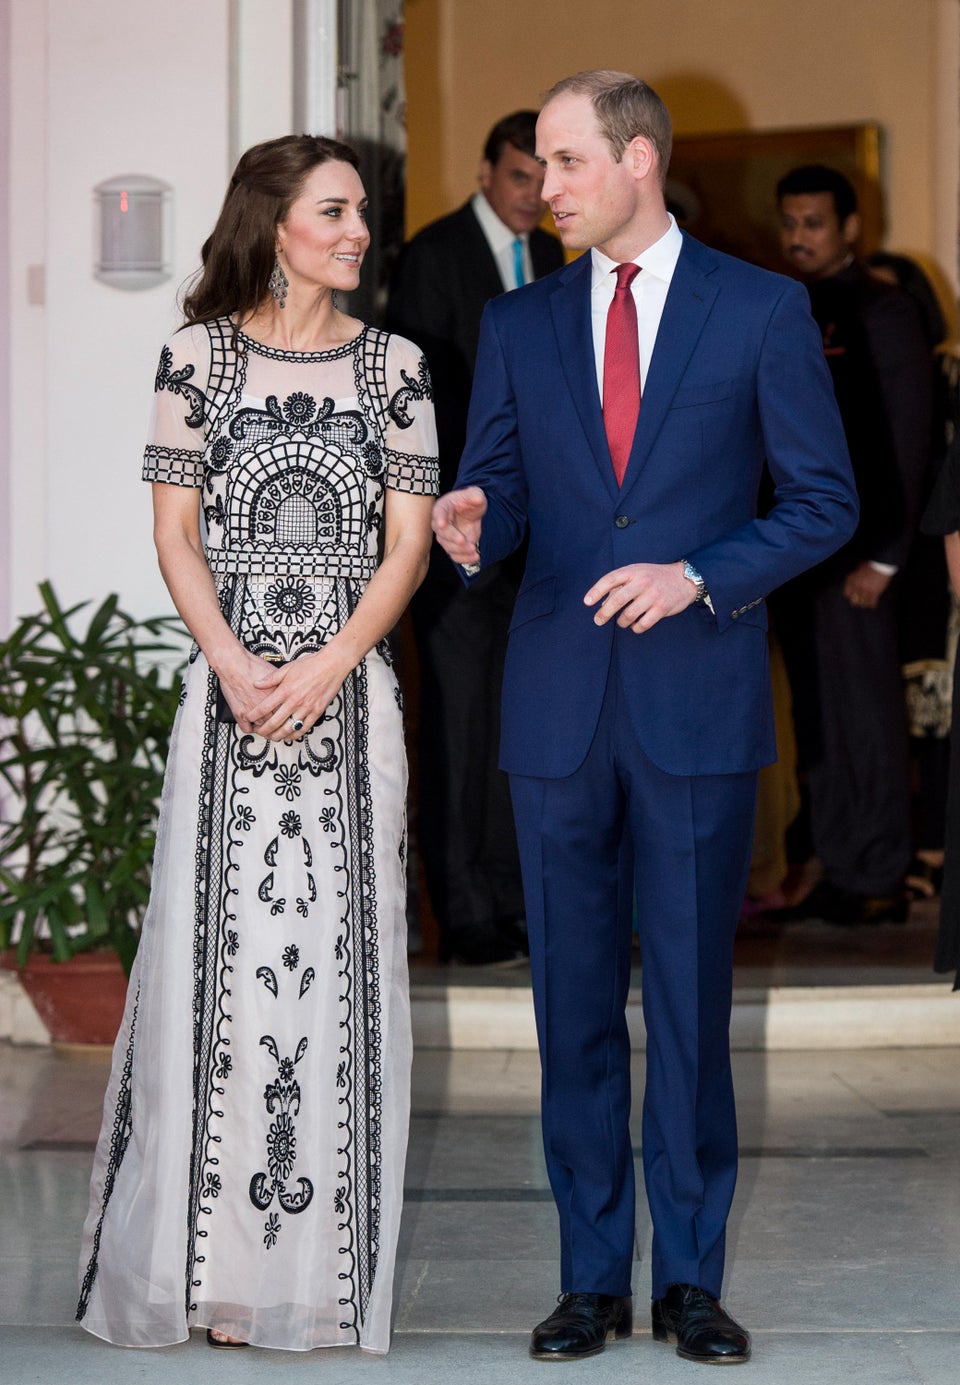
[77, 318, 438, 1352]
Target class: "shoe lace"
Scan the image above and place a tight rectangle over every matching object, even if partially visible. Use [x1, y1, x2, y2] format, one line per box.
[554, 1293, 609, 1314]
[676, 1284, 719, 1322]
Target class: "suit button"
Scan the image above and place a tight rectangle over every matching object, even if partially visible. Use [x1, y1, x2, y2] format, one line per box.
[614, 515, 630, 529]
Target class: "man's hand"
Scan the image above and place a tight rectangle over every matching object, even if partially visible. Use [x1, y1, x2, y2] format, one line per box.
[584, 560, 697, 633]
[843, 561, 892, 610]
[432, 486, 487, 566]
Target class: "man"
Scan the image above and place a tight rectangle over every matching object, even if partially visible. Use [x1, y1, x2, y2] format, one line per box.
[776, 165, 932, 924]
[434, 72, 857, 1364]
[387, 112, 564, 964]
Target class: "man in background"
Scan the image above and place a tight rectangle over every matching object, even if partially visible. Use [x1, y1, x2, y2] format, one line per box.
[387, 111, 563, 964]
[775, 165, 932, 924]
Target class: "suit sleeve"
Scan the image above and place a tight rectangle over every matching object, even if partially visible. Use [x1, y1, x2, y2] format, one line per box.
[862, 289, 933, 567]
[689, 278, 859, 631]
[453, 302, 529, 569]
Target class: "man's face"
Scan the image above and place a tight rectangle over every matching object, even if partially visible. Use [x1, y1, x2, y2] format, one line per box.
[535, 92, 643, 260]
[779, 192, 859, 281]
[479, 142, 547, 235]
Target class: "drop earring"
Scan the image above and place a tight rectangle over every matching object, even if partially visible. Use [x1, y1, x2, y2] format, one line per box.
[268, 253, 288, 308]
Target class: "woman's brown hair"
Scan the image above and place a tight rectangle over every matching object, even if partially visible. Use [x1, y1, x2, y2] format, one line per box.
[181, 134, 361, 327]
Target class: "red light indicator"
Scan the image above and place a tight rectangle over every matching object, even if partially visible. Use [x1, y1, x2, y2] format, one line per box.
[120, 191, 129, 213]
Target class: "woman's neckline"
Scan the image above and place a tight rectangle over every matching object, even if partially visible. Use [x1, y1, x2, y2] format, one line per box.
[232, 319, 367, 362]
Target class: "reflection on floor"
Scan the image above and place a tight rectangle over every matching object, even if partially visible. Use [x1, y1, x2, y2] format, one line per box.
[410, 891, 949, 988]
[404, 898, 960, 1052]
[1, 1033, 958, 1383]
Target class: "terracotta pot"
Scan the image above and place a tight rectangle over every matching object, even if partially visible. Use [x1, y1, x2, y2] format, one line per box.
[0, 950, 128, 1045]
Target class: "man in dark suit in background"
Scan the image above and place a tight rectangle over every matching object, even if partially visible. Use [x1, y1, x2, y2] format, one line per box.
[776, 165, 932, 924]
[434, 71, 857, 1365]
[387, 111, 564, 964]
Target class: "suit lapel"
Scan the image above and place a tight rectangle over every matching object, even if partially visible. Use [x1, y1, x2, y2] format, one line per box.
[620, 236, 721, 497]
[460, 203, 509, 302]
[548, 237, 723, 500]
[548, 254, 620, 499]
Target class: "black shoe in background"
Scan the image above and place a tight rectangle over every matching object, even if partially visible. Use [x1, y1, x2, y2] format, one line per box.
[769, 880, 908, 926]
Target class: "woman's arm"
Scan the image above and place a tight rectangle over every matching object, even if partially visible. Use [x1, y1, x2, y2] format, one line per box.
[245, 486, 434, 740]
[151, 482, 274, 734]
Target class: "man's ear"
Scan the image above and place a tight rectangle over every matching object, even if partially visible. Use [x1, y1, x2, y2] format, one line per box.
[627, 135, 657, 183]
[479, 158, 494, 193]
[841, 211, 862, 247]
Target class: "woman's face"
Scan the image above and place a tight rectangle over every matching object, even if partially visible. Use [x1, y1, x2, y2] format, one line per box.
[276, 160, 370, 295]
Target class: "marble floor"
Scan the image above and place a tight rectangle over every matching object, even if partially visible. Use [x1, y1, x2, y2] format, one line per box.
[1, 1037, 959, 1384]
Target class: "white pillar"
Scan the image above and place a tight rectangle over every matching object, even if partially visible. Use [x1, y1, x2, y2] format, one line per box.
[292, 0, 338, 137]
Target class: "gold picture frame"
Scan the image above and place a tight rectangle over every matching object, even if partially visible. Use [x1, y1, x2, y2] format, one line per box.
[666, 124, 882, 273]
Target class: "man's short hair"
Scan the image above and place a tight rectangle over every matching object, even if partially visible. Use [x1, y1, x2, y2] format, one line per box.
[776, 165, 858, 222]
[484, 111, 539, 165]
[543, 70, 673, 184]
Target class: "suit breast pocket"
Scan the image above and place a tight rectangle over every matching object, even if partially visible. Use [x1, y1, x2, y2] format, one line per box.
[670, 379, 735, 410]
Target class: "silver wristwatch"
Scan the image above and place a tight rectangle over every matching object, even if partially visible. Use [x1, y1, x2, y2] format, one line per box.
[681, 559, 713, 611]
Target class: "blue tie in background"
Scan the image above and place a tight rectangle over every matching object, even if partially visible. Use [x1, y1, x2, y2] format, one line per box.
[513, 236, 525, 288]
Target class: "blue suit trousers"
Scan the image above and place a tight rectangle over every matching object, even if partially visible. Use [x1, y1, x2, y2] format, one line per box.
[509, 644, 758, 1300]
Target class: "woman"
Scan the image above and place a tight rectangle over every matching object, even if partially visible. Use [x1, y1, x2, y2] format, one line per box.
[77, 135, 438, 1352]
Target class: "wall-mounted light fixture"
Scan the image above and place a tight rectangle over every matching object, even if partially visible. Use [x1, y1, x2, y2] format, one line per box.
[94, 175, 172, 290]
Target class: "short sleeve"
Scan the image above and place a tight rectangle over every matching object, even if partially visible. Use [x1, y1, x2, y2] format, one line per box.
[141, 325, 212, 487]
[922, 433, 960, 535]
[382, 334, 440, 496]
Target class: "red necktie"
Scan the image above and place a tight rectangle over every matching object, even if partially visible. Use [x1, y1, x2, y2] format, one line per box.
[602, 263, 641, 485]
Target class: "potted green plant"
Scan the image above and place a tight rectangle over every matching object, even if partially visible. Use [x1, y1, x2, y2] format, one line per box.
[0, 582, 185, 1043]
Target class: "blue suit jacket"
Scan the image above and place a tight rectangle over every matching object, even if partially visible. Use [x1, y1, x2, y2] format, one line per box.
[454, 232, 858, 779]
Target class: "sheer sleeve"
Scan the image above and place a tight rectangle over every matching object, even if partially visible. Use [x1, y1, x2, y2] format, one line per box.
[141, 324, 212, 488]
[382, 333, 439, 496]
[922, 433, 960, 535]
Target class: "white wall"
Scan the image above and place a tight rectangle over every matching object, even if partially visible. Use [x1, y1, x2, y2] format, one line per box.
[44, 1, 233, 622]
[5, 0, 48, 633]
[232, 0, 296, 165]
[2, 0, 303, 632]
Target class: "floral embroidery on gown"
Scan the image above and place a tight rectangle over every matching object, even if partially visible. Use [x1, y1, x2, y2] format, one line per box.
[77, 318, 438, 1352]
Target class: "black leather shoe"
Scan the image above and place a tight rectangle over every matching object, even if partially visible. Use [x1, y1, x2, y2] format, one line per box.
[530, 1292, 632, 1360]
[772, 881, 908, 926]
[651, 1284, 750, 1364]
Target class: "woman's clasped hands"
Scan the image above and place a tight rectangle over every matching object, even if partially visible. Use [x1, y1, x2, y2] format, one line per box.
[216, 647, 347, 741]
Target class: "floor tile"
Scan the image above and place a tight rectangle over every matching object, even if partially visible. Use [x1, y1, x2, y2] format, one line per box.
[2, 1034, 959, 1384]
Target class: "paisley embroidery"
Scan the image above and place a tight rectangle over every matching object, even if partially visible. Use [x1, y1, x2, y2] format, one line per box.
[154, 345, 209, 429]
[249, 1035, 315, 1245]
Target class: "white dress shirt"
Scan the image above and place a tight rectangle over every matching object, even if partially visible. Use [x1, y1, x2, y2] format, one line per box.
[591, 213, 683, 396]
[472, 191, 533, 291]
